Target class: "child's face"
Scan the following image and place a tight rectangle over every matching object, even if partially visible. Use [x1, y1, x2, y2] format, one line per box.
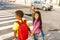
[35, 13, 39, 20]
[16, 14, 21, 20]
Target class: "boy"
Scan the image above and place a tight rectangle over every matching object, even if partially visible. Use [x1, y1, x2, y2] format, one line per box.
[13, 10, 30, 40]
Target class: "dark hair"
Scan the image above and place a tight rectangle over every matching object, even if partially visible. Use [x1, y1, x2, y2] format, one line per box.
[33, 11, 42, 29]
[15, 10, 24, 18]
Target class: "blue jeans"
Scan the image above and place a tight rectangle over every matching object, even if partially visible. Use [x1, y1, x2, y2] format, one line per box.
[33, 33, 39, 40]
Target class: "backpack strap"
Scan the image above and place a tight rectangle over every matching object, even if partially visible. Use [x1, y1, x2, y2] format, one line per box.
[16, 20, 26, 25]
[16, 21, 21, 25]
[23, 20, 26, 24]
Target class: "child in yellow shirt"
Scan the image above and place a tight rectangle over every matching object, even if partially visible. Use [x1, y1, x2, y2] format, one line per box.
[12, 10, 30, 40]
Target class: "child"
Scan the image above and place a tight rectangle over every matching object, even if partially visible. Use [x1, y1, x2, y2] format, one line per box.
[31, 11, 42, 40]
[13, 10, 30, 40]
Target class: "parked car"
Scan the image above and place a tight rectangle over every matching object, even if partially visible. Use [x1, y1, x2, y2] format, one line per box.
[31, 1, 53, 11]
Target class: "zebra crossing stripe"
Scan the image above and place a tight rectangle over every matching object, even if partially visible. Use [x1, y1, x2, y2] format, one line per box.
[0, 24, 33, 31]
[0, 12, 14, 15]
[0, 21, 32, 31]
[0, 13, 14, 15]
[0, 32, 13, 40]
[0, 25, 33, 40]
[0, 20, 16, 24]
[0, 25, 12, 31]
[0, 17, 15, 20]
[0, 19, 32, 24]
[0, 15, 14, 17]
[27, 20, 32, 23]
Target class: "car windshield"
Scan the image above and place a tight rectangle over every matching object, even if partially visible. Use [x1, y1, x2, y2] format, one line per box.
[34, 1, 41, 4]
[34, 1, 37, 3]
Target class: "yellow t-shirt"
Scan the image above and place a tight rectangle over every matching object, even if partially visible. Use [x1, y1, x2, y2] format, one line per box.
[12, 20, 29, 37]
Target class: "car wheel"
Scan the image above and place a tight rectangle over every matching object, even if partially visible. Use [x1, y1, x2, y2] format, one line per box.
[43, 7, 46, 11]
[48, 9, 51, 11]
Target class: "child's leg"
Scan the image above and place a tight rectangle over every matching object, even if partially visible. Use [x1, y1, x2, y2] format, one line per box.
[33, 34, 39, 40]
[16, 37, 18, 40]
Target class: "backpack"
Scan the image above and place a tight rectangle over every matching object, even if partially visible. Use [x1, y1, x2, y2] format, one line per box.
[16, 20, 29, 40]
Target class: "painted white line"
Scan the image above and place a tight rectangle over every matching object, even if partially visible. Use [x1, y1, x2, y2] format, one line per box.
[0, 17, 15, 20]
[0, 18, 32, 24]
[0, 21, 32, 31]
[0, 20, 16, 24]
[0, 13, 14, 15]
[23, 15, 32, 23]
[0, 15, 14, 17]
[0, 25, 12, 31]
[0, 12, 14, 15]
[0, 32, 13, 40]
[27, 21, 32, 24]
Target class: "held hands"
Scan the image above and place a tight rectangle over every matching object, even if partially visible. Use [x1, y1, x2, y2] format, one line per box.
[30, 33, 33, 36]
[14, 38, 16, 40]
[30, 31, 34, 36]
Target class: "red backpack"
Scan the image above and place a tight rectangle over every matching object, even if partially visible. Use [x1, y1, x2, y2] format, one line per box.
[16, 20, 29, 40]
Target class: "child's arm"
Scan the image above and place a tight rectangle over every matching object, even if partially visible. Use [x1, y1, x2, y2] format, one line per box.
[13, 30, 17, 40]
[28, 27, 31, 33]
[12, 22, 18, 40]
[31, 22, 39, 36]
[32, 24, 39, 34]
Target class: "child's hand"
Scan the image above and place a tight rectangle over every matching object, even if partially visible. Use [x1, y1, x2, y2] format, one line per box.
[14, 38, 16, 40]
[30, 32, 34, 36]
[30, 33, 33, 36]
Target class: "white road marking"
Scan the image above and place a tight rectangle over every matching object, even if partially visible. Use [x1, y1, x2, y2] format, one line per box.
[0, 25, 12, 31]
[0, 32, 13, 40]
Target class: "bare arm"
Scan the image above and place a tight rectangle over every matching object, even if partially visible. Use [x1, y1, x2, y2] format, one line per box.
[13, 30, 17, 39]
[32, 24, 39, 34]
